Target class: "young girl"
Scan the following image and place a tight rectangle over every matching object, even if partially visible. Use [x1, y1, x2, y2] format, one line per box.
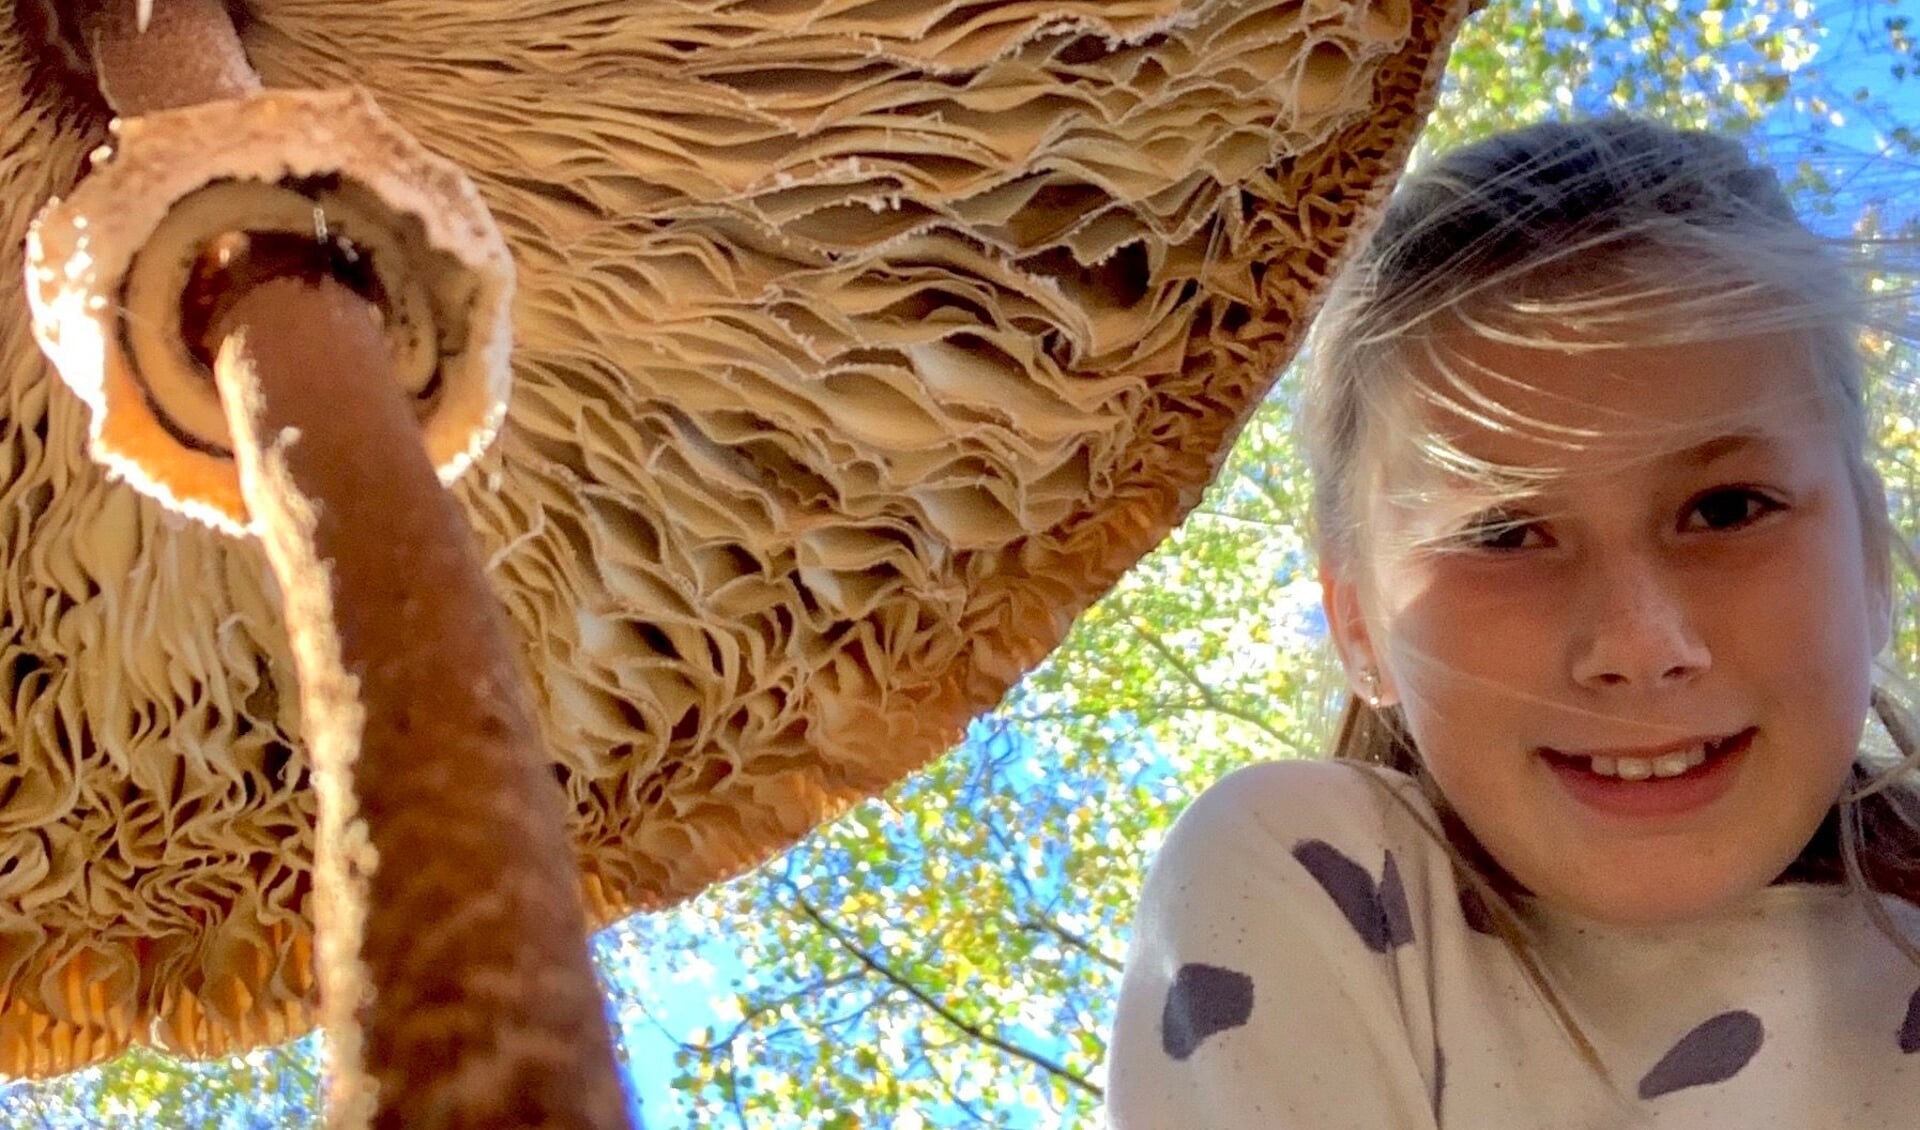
[1104, 118, 1920, 1127]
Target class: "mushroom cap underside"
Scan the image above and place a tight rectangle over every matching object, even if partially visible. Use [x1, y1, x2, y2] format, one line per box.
[0, 0, 1464, 1074]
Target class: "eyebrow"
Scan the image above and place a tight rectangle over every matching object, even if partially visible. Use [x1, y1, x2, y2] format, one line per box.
[1671, 431, 1778, 467]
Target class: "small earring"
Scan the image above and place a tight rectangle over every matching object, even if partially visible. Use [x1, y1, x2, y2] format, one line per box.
[1356, 667, 1383, 709]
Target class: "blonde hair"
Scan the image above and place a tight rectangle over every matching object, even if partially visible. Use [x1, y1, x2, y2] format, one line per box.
[1299, 117, 1920, 1068]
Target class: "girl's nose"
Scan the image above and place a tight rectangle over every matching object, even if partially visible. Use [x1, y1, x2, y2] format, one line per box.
[1568, 551, 1711, 690]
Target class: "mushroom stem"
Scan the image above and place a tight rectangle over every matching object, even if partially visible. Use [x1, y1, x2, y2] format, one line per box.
[83, 0, 261, 115]
[211, 274, 631, 1130]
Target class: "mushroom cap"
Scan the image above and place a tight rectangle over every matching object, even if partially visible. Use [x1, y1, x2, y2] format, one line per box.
[0, 0, 1464, 1074]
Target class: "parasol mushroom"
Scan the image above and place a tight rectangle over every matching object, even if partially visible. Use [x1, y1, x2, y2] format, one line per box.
[0, 0, 1467, 1116]
[27, 4, 625, 1125]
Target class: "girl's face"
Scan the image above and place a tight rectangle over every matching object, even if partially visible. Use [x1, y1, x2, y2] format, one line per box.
[1324, 328, 1890, 926]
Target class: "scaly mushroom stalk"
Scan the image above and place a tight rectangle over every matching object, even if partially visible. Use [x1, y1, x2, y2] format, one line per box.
[80, 0, 259, 114]
[29, 2, 631, 1125]
[210, 269, 628, 1129]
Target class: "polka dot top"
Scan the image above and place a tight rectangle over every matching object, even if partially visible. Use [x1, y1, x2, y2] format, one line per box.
[1104, 759, 1920, 1129]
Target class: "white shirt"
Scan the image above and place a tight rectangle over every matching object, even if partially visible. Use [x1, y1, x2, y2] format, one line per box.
[1104, 759, 1920, 1128]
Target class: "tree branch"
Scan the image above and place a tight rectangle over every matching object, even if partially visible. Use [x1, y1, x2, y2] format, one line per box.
[661, 974, 866, 1059]
[786, 888, 1103, 1099]
[928, 1051, 998, 1126]
[1016, 914, 1125, 974]
[1126, 617, 1289, 743]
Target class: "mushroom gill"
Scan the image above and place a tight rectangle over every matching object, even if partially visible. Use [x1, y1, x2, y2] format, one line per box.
[0, 0, 1466, 1074]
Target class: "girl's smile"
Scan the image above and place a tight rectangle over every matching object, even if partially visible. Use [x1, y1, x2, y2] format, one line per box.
[1540, 726, 1752, 820]
[1326, 325, 1891, 926]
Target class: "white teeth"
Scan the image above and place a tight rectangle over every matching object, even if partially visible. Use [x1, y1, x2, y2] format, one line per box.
[1583, 743, 1710, 779]
[1652, 749, 1705, 777]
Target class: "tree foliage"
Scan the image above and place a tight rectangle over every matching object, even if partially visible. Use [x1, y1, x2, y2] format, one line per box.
[5, 1, 1916, 1126]
[0, 1040, 321, 1129]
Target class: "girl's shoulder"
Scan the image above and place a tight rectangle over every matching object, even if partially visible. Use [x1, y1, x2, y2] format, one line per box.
[1149, 758, 1475, 950]
[1111, 758, 1473, 1127]
[1167, 757, 1444, 866]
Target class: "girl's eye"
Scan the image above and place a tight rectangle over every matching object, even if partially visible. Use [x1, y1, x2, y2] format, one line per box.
[1683, 487, 1783, 532]
[1456, 508, 1546, 551]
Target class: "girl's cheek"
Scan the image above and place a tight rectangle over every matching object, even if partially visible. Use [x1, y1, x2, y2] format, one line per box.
[1407, 559, 1568, 631]
[1390, 570, 1556, 681]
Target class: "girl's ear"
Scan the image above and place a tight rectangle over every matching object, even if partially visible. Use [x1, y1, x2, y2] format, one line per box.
[1320, 563, 1394, 706]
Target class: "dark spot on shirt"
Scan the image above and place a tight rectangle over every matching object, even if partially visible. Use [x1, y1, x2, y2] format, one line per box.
[1639, 1010, 1764, 1099]
[1292, 839, 1415, 953]
[1161, 963, 1254, 1061]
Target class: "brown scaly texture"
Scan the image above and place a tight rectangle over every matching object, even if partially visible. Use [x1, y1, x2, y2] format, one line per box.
[0, 0, 1468, 1073]
[213, 275, 627, 1128]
